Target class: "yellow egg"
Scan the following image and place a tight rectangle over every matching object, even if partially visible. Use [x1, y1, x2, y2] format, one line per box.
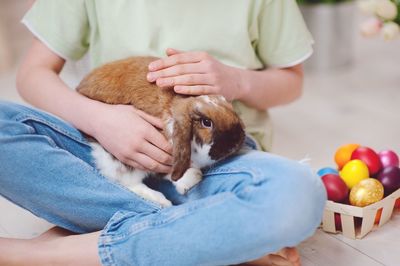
[339, 159, 369, 189]
[349, 178, 384, 207]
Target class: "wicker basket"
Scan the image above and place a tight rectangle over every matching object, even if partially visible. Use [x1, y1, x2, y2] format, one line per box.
[321, 188, 400, 239]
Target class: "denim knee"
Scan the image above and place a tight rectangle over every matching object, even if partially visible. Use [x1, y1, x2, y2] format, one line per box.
[198, 150, 327, 252]
[243, 158, 327, 249]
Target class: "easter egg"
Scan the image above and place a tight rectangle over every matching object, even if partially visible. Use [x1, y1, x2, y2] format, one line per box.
[395, 198, 400, 209]
[317, 167, 339, 177]
[341, 197, 351, 205]
[375, 208, 383, 225]
[378, 150, 399, 168]
[340, 160, 369, 189]
[351, 146, 382, 176]
[321, 174, 349, 202]
[335, 144, 360, 170]
[334, 213, 342, 231]
[354, 217, 363, 228]
[376, 166, 400, 195]
[349, 178, 384, 207]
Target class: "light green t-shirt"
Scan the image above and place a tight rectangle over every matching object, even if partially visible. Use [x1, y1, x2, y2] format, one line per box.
[23, 0, 313, 151]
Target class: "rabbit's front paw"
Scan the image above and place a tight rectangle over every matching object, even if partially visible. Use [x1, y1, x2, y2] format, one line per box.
[174, 168, 203, 195]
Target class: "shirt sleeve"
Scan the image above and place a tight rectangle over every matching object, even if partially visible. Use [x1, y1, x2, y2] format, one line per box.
[256, 0, 314, 68]
[22, 0, 90, 61]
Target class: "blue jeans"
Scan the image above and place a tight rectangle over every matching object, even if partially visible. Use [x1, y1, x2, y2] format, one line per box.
[0, 101, 326, 266]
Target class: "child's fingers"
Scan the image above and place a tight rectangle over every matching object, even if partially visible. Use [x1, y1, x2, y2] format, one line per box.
[140, 142, 173, 166]
[147, 63, 203, 82]
[145, 126, 173, 154]
[126, 160, 151, 172]
[148, 51, 209, 71]
[133, 108, 164, 129]
[174, 85, 216, 95]
[156, 74, 214, 88]
[166, 48, 183, 56]
[130, 152, 172, 174]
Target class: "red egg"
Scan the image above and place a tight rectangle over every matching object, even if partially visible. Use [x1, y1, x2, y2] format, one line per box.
[321, 174, 349, 202]
[375, 208, 383, 225]
[341, 197, 351, 205]
[376, 166, 400, 196]
[378, 150, 399, 168]
[351, 146, 382, 176]
[334, 213, 342, 231]
[395, 198, 400, 209]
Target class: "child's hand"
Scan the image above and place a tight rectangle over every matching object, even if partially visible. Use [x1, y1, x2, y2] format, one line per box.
[147, 48, 245, 101]
[91, 103, 173, 173]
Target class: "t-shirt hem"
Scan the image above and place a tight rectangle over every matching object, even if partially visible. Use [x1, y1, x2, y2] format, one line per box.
[268, 48, 313, 68]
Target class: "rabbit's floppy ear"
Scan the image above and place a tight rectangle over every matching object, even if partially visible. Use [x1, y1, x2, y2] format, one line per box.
[170, 100, 193, 181]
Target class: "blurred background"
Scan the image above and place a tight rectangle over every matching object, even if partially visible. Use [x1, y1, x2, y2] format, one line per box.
[0, 0, 399, 258]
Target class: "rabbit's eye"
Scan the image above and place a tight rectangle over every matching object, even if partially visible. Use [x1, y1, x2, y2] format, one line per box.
[201, 118, 213, 129]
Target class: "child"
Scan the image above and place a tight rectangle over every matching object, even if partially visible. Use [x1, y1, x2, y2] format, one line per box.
[0, 0, 326, 265]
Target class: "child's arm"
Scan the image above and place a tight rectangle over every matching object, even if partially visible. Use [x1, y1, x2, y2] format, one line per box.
[147, 49, 303, 111]
[235, 64, 303, 110]
[17, 38, 172, 173]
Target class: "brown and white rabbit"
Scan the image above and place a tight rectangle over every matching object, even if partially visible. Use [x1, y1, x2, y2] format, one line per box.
[77, 56, 245, 207]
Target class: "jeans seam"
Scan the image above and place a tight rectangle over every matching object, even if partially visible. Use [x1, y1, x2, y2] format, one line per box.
[98, 240, 116, 266]
[100, 192, 236, 245]
[204, 168, 264, 184]
[13, 113, 90, 147]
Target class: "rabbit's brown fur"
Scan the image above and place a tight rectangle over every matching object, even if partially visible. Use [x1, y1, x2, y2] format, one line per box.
[77, 56, 245, 205]
[77, 56, 245, 181]
[77, 57, 176, 120]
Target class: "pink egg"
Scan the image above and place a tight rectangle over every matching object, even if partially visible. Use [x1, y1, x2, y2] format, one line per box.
[378, 150, 399, 168]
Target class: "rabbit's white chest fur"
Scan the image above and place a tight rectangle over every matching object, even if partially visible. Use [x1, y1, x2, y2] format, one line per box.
[191, 139, 214, 169]
[90, 139, 214, 207]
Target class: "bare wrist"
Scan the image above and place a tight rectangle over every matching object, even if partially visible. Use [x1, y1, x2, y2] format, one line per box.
[74, 98, 107, 137]
[235, 68, 251, 101]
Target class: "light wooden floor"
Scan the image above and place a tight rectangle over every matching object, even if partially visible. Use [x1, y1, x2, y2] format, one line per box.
[269, 33, 400, 266]
[0, 3, 399, 265]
